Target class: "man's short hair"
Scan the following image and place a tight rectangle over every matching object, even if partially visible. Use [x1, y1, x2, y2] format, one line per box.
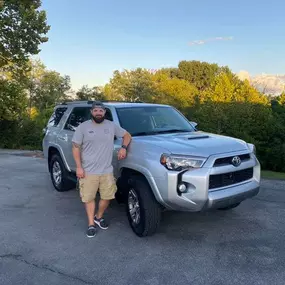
[91, 101, 106, 110]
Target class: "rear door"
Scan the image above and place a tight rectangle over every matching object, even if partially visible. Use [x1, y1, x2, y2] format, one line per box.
[42, 106, 68, 158]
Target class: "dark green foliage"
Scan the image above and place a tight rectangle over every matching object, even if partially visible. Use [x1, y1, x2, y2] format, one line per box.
[0, 0, 50, 68]
[0, 107, 53, 150]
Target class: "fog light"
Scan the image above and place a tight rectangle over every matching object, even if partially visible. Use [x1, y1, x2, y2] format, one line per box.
[178, 183, 187, 193]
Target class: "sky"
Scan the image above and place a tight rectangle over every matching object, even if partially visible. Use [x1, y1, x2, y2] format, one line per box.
[38, 0, 285, 91]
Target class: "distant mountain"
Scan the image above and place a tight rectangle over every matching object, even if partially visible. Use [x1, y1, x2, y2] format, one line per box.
[237, 71, 285, 96]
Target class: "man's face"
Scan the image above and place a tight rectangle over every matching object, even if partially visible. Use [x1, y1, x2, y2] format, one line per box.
[91, 107, 106, 123]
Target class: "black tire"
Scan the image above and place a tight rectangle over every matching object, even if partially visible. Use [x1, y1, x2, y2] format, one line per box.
[218, 202, 241, 210]
[126, 175, 162, 237]
[49, 154, 75, 192]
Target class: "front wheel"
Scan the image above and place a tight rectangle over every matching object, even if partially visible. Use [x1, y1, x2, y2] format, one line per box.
[49, 154, 75, 192]
[126, 175, 162, 237]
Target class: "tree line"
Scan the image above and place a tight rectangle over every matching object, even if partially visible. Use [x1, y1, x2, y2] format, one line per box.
[1, 0, 285, 172]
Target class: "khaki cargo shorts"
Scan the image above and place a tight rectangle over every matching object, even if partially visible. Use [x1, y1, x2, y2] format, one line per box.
[78, 173, 117, 203]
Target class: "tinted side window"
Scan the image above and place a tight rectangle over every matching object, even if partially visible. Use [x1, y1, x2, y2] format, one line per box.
[47, 107, 67, 127]
[64, 107, 113, 131]
[65, 107, 90, 131]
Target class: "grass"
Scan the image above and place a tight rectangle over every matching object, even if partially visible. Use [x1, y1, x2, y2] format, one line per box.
[261, 170, 285, 180]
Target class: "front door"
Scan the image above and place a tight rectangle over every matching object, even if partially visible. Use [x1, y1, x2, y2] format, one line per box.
[57, 106, 91, 172]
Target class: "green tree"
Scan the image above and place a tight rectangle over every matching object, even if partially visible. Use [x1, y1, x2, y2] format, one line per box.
[0, 78, 27, 120]
[76, 85, 93, 100]
[18, 59, 71, 112]
[177, 60, 231, 91]
[76, 85, 106, 101]
[0, 0, 50, 70]
[31, 72, 71, 111]
[152, 72, 199, 108]
[107, 68, 156, 102]
[277, 92, 285, 105]
[200, 72, 269, 105]
[156, 67, 179, 79]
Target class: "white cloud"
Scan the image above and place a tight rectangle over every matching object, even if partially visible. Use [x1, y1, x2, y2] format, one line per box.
[189, 36, 233, 46]
[237, 71, 285, 96]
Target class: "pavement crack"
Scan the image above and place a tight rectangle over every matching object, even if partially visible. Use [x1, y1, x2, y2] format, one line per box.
[0, 254, 94, 284]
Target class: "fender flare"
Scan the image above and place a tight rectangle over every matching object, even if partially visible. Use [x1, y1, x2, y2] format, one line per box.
[48, 143, 71, 172]
[119, 163, 169, 208]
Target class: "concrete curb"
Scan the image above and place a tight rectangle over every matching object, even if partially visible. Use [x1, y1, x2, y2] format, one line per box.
[0, 149, 44, 158]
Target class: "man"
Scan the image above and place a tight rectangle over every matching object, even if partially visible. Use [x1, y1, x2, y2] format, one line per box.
[72, 101, 132, 238]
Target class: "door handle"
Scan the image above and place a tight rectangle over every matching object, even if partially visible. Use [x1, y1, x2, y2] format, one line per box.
[58, 135, 67, 141]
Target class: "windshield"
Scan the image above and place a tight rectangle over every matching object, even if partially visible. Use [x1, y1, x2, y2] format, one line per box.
[116, 106, 195, 136]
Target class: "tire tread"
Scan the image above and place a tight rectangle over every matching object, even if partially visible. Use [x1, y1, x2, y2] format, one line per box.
[128, 175, 161, 237]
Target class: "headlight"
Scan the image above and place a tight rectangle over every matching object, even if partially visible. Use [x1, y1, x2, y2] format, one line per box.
[247, 143, 256, 154]
[160, 153, 206, 171]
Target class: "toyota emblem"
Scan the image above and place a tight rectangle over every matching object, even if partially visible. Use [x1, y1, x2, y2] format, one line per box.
[232, 156, 241, 167]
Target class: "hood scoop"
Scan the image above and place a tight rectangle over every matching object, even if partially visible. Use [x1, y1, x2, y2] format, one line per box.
[186, 135, 209, 140]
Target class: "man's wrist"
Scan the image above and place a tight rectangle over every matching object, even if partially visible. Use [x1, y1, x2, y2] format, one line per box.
[121, 144, 128, 150]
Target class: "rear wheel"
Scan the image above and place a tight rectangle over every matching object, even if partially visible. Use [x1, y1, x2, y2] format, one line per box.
[126, 175, 162, 237]
[49, 154, 75, 192]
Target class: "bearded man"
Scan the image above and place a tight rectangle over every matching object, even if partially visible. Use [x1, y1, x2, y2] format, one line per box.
[72, 101, 132, 238]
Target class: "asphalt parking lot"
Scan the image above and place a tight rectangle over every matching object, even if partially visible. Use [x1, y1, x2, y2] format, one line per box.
[0, 150, 285, 285]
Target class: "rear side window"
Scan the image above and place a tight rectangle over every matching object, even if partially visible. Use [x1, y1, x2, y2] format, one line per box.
[47, 107, 67, 127]
[64, 107, 113, 131]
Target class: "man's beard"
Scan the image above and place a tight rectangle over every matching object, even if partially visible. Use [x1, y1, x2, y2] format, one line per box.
[92, 115, 105, 124]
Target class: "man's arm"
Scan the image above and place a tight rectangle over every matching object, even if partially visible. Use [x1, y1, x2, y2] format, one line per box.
[114, 123, 132, 160]
[114, 123, 132, 147]
[121, 131, 132, 149]
[72, 142, 82, 168]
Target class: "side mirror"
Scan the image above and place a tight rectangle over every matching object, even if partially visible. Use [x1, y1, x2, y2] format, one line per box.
[190, 121, 198, 129]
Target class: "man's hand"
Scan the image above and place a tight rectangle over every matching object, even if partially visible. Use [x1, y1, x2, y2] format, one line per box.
[76, 167, 85, 178]
[118, 148, 127, 160]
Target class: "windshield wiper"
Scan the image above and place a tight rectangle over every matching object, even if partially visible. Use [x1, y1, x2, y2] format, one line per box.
[132, 131, 156, 136]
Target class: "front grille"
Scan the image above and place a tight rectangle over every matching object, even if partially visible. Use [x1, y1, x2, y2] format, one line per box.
[213, 154, 250, 167]
[209, 167, 253, 190]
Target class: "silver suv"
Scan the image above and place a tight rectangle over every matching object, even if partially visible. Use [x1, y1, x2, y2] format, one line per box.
[42, 100, 261, 237]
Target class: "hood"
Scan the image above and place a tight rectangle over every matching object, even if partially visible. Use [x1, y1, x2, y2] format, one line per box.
[134, 131, 249, 157]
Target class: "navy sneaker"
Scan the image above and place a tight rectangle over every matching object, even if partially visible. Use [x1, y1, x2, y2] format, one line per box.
[86, 225, 97, 238]
[94, 216, 108, 230]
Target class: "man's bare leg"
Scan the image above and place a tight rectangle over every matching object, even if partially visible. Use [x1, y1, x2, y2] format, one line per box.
[85, 200, 96, 226]
[94, 199, 110, 229]
[96, 199, 110, 219]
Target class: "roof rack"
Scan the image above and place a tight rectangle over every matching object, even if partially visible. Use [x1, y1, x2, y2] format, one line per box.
[60, 100, 145, 105]
[87, 100, 145, 104]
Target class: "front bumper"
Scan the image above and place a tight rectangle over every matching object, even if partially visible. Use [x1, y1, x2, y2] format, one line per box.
[204, 184, 259, 210]
[154, 151, 261, 211]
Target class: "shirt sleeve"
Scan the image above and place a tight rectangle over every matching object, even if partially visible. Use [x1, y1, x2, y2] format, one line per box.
[114, 123, 127, 138]
[72, 125, 84, 145]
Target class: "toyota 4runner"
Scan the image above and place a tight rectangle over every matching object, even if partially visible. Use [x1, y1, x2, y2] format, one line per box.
[42, 100, 260, 237]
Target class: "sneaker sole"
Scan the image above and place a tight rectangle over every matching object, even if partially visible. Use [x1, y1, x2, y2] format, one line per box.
[86, 233, 97, 238]
[94, 220, 108, 230]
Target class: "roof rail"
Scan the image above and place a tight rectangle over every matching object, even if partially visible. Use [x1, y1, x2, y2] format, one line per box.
[59, 100, 89, 105]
